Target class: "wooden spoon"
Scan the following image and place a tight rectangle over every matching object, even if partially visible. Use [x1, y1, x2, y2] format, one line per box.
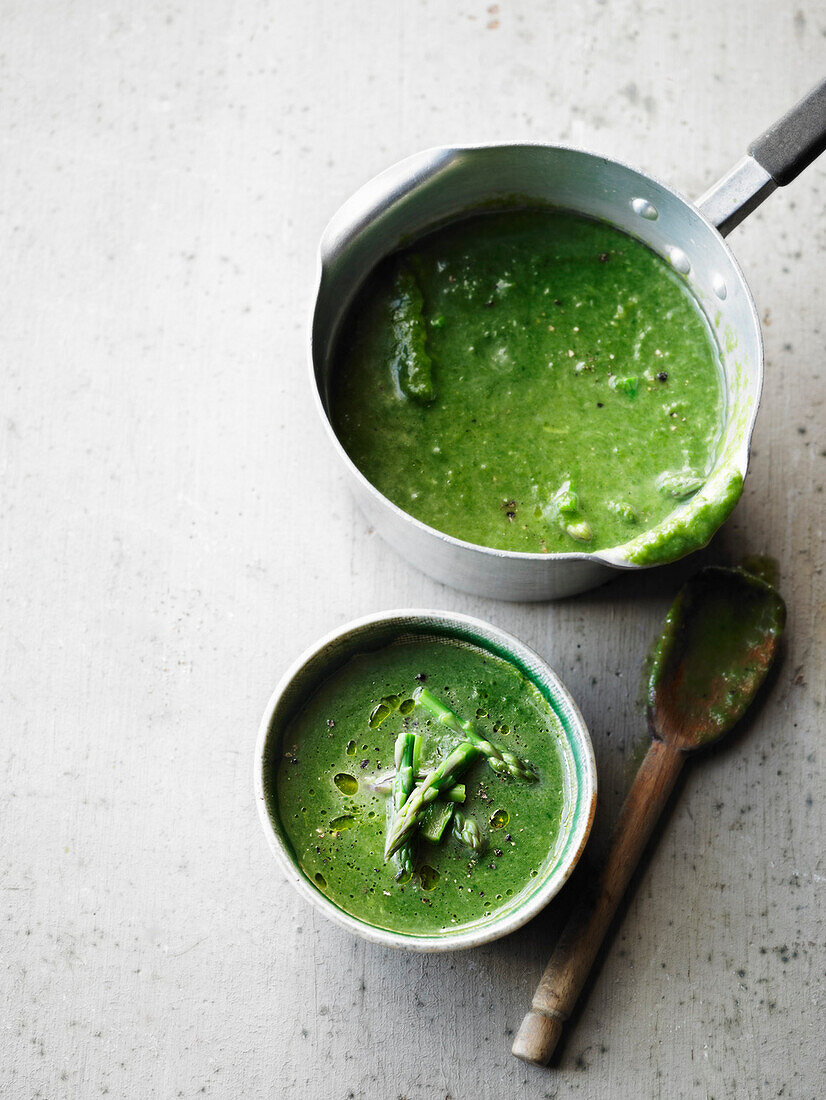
[512, 565, 786, 1066]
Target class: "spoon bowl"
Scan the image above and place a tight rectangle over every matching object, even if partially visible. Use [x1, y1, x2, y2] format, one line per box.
[648, 565, 786, 751]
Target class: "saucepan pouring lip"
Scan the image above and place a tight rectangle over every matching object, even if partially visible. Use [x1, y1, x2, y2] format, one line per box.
[308, 142, 763, 576]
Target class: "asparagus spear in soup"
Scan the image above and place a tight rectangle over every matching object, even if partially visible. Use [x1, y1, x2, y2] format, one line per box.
[388, 731, 422, 880]
[367, 772, 466, 802]
[419, 800, 455, 844]
[452, 811, 484, 853]
[414, 687, 537, 782]
[390, 262, 435, 404]
[385, 741, 480, 859]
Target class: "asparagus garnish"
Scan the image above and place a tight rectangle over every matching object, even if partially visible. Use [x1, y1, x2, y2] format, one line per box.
[389, 731, 422, 880]
[367, 772, 466, 802]
[390, 262, 435, 404]
[385, 741, 480, 859]
[420, 800, 455, 843]
[414, 687, 538, 782]
[452, 811, 484, 853]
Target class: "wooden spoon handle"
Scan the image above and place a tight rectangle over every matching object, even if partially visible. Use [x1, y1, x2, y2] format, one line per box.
[512, 737, 685, 1066]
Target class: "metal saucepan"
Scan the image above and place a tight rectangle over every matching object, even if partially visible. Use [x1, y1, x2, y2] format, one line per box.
[310, 80, 826, 600]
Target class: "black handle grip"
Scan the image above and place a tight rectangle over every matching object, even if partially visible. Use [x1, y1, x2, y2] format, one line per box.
[748, 77, 826, 186]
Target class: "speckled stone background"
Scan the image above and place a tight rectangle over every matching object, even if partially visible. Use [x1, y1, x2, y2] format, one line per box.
[2, 2, 824, 1098]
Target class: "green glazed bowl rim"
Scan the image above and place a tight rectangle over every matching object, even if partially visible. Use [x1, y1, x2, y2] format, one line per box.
[254, 610, 597, 951]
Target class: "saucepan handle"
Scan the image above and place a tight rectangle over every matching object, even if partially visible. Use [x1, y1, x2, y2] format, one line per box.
[749, 76, 826, 186]
[697, 76, 826, 237]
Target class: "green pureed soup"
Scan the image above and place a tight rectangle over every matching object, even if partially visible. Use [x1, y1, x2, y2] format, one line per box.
[332, 209, 729, 556]
[268, 636, 569, 936]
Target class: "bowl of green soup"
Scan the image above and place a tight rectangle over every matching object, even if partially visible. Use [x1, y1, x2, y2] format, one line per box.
[256, 610, 596, 950]
[310, 143, 768, 599]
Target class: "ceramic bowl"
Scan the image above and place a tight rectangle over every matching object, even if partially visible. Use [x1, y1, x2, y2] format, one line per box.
[255, 610, 597, 951]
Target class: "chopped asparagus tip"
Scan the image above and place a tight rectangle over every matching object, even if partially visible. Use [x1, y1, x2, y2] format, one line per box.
[452, 811, 484, 853]
[387, 731, 422, 879]
[606, 500, 637, 524]
[390, 262, 436, 404]
[548, 479, 595, 544]
[385, 741, 481, 859]
[566, 519, 594, 542]
[414, 687, 538, 783]
[394, 847, 415, 881]
[367, 772, 465, 801]
[552, 481, 580, 517]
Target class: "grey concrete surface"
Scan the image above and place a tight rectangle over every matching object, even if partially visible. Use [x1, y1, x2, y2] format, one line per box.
[2, 2, 824, 1097]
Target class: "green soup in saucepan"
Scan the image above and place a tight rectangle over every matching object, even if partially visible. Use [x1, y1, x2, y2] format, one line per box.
[332, 208, 730, 556]
[268, 635, 569, 936]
